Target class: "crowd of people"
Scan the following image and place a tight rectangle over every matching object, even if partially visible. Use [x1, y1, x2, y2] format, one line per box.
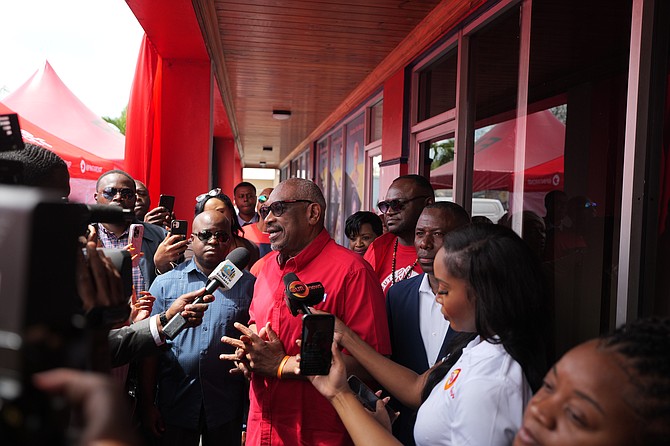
[0, 143, 668, 445]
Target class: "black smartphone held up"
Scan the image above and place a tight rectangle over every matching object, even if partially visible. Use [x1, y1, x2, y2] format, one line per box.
[170, 219, 188, 236]
[299, 313, 335, 376]
[347, 374, 397, 421]
[347, 374, 378, 411]
[158, 194, 175, 214]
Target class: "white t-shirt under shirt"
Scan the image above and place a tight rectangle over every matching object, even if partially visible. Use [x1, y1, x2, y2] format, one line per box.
[414, 336, 531, 446]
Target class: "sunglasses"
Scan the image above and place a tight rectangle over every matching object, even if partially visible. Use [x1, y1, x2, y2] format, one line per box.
[258, 194, 269, 204]
[196, 187, 222, 203]
[192, 230, 230, 243]
[101, 187, 135, 200]
[259, 200, 313, 219]
[377, 196, 429, 214]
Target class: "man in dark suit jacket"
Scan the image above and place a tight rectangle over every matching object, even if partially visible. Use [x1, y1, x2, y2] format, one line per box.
[386, 202, 470, 445]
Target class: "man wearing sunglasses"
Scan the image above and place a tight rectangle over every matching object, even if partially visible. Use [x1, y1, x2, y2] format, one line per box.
[221, 178, 390, 446]
[94, 170, 167, 293]
[143, 210, 255, 445]
[364, 174, 435, 295]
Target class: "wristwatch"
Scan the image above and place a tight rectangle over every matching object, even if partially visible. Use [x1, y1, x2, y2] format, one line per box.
[159, 311, 169, 327]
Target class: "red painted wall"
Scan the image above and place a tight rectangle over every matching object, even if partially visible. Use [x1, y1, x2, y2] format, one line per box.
[214, 137, 242, 197]
[380, 69, 409, 198]
[157, 59, 212, 223]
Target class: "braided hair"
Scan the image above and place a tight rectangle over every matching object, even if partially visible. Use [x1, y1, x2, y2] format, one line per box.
[598, 318, 670, 445]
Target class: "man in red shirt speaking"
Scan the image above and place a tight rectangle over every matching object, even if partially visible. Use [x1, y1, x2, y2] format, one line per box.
[222, 178, 390, 445]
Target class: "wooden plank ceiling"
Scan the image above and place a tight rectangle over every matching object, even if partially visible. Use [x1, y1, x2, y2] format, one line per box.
[208, 0, 441, 168]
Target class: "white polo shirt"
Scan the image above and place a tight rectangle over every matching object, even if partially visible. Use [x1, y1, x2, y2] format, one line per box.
[414, 336, 531, 446]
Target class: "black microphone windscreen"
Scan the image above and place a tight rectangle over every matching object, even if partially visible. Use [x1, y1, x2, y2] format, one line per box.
[283, 272, 299, 287]
[226, 246, 250, 270]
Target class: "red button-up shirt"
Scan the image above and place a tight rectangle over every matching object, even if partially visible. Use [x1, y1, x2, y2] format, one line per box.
[247, 229, 391, 445]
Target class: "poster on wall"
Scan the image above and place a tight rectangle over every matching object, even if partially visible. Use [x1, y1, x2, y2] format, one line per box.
[344, 114, 365, 224]
[328, 131, 344, 242]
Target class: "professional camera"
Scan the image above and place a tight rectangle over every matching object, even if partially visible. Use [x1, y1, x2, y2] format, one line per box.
[0, 185, 133, 444]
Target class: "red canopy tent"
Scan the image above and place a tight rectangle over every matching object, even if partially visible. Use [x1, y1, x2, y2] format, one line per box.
[431, 110, 565, 193]
[1, 62, 125, 203]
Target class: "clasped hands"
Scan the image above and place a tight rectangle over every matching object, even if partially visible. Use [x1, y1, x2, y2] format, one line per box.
[221, 322, 288, 379]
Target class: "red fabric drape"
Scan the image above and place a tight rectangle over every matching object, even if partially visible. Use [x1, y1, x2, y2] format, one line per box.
[124, 34, 162, 190]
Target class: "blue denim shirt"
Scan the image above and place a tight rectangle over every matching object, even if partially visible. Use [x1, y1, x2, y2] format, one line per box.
[149, 258, 255, 429]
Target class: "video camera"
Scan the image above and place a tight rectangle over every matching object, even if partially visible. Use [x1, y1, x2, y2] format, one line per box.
[0, 187, 133, 444]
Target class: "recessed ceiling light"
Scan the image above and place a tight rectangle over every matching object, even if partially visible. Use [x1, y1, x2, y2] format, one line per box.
[272, 110, 291, 120]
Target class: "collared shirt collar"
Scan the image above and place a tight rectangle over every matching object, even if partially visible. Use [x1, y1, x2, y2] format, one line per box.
[276, 228, 330, 271]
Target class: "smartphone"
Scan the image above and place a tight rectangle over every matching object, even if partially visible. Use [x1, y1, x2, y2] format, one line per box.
[128, 223, 144, 267]
[170, 219, 188, 237]
[347, 375, 397, 421]
[158, 194, 175, 214]
[347, 375, 379, 411]
[299, 314, 335, 376]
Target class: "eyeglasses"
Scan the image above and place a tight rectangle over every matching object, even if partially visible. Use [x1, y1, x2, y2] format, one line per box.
[101, 187, 135, 200]
[258, 194, 269, 204]
[192, 230, 230, 243]
[584, 201, 597, 209]
[377, 196, 429, 214]
[259, 200, 313, 219]
[196, 188, 222, 202]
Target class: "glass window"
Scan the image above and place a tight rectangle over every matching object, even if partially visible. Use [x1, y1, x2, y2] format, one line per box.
[417, 47, 458, 122]
[369, 100, 383, 143]
[328, 131, 344, 241]
[344, 114, 366, 228]
[525, 0, 632, 356]
[424, 134, 456, 201]
[468, 4, 520, 225]
[371, 153, 382, 209]
[317, 138, 329, 194]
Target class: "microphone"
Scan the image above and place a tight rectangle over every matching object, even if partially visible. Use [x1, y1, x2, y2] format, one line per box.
[283, 272, 325, 316]
[162, 247, 250, 339]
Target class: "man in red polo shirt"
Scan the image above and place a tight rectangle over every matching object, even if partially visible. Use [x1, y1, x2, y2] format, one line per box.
[364, 175, 435, 294]
[222, 178, 390, 446]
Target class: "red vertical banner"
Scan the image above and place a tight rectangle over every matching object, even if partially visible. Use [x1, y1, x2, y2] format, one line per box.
[125, 34, 162, 197]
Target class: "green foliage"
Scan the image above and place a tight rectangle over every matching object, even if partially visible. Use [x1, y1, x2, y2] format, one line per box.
[430, 139, 455, 170]
[103, 106, 127, 135]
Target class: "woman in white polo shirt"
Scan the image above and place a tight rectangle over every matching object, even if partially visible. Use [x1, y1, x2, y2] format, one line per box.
[304, 224, 551, 445]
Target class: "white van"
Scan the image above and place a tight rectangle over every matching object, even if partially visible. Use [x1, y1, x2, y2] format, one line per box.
[435, 196, 506, 224]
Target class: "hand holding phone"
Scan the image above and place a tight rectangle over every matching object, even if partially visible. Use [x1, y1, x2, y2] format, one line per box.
[170, 219, 188, 237]
[300, 314, 335, 376]
[347, 375, 397, 423]
[158, 194, 175, 214]
[128, 224, 144, 267]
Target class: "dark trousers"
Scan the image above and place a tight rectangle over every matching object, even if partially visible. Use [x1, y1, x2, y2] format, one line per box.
[158, 407, 242, 446]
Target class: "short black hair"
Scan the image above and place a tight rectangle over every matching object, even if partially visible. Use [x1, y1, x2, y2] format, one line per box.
[0, 143, 68, 187]
[96, 169, 136, 192]
[393, 174, 435, 198]
[345, 211, 383, 239]
[234, 181, 256, 195]
[424, 201, 470, 228]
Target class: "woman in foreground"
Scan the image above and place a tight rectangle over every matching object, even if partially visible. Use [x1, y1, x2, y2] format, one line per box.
[306, 224, 551, 445]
